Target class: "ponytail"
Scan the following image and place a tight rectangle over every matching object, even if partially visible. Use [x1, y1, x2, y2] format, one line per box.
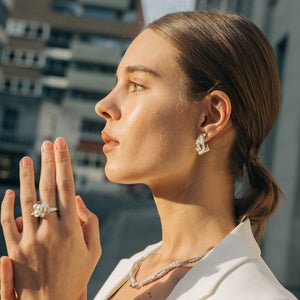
[235, 150, 284, 242]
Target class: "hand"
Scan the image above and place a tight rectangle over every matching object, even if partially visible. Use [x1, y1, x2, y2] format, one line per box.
[0, 256, 87, 300]
[1, 138, 102, 300]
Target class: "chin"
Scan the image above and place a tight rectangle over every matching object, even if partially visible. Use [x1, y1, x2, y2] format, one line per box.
[104, 164, 146, 185]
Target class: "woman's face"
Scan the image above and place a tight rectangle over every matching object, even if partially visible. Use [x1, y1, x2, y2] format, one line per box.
[95, 29, 204, 185]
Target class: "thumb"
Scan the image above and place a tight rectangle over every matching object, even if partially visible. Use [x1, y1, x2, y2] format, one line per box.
[75, 196, 102, 258]
[0, 256, 17, 300]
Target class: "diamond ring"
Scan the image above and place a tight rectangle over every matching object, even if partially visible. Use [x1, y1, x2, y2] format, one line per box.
[31, 203, 59, 218]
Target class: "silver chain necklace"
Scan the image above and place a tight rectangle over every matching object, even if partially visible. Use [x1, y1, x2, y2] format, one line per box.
[129, 248, 210, 289]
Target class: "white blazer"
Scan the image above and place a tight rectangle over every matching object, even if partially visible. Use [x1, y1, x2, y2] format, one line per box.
[94, 220, 297, 299]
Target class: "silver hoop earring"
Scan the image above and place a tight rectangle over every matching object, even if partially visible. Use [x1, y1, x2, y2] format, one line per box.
[195, 133, 210, 155]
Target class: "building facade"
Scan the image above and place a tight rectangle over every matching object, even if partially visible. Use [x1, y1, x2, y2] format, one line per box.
[0, 0, 137, 192]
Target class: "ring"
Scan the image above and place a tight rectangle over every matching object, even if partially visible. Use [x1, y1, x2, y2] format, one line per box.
[31, 203, 59, 218]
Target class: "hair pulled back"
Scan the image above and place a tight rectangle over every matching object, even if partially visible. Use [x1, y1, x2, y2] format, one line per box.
[148, 11, 283, 241]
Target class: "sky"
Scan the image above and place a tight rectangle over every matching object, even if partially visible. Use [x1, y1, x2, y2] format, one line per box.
[141, 0, 196, 24]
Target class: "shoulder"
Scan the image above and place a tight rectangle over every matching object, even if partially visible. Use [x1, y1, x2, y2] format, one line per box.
[209, 257, 297, 300]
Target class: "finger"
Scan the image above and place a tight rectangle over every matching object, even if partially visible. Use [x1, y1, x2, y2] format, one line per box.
[1, 190, 19, 249]
[15, 217, 23, 233]
[54, 138, 77, 221]
[0, 257, 16, 300]
[19, 157, 37, 234]
[75, 196, 101, 257]
[39, 141, 57, 220]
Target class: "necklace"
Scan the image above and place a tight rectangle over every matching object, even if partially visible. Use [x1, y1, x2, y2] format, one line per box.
[129, 248, 210, 289]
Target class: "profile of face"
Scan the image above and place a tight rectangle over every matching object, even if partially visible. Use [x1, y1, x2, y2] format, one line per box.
[95, 29, 206, 186]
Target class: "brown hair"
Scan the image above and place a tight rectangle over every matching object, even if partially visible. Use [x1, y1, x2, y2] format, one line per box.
[148, 10, 283, 241]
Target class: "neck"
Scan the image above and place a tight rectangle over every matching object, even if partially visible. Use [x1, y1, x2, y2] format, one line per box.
[149, 167, 236, 261]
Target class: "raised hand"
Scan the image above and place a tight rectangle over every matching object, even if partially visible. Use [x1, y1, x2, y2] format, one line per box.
[1, 138, 101, 300]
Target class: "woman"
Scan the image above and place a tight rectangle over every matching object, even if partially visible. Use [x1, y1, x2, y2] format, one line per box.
[0, 10, 298, 300]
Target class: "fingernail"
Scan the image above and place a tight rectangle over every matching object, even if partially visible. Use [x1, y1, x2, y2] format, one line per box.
[22, 156, 32, 167]
[43, 141, 53, 152]
[5, 189, 14, 197]
[55, 137, 66, 151]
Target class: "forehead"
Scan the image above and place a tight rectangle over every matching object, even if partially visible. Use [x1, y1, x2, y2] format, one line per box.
[117, 28, 180, 77]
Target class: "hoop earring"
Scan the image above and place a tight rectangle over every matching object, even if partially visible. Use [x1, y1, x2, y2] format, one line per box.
[195, 133, 210, 155]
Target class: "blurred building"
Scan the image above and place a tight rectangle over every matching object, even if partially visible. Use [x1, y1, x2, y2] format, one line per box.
[0, 0, 14, 69]
[0, 0, 137, 191]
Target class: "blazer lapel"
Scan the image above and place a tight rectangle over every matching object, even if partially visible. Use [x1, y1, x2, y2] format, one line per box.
[94, 242, 162, 299]
[166, 219, 261, 299]
[95, 220, 259, 300]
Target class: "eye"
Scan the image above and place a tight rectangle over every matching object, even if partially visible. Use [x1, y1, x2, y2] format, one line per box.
[129, 81, 144, 93]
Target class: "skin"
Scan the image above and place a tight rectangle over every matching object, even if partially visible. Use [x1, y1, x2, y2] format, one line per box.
[1, 140, 101, 300]
[1, 28, 237, 299]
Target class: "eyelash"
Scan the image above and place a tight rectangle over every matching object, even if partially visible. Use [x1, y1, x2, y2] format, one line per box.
[129, 81, 144, 93]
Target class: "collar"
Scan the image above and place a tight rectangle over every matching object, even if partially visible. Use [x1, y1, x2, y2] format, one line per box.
[166, 219, 261, 299]
[95, 219, 260, 300]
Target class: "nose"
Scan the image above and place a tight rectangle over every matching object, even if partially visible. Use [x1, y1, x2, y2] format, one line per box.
[95, 91, 121, 121]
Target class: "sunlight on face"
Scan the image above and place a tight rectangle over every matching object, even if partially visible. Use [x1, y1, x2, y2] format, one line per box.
[95, 29, 204, 186]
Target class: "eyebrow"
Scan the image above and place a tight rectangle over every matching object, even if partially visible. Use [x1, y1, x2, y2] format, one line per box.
[116, 65, 160, 79]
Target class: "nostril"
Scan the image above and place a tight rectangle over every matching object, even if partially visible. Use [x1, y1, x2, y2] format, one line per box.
[102, 112, 111, 119]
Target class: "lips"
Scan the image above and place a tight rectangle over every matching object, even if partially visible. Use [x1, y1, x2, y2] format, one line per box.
[101, 130, 119, 153]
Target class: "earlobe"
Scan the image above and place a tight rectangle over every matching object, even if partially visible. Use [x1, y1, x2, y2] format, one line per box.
[199, 90, 232, 140]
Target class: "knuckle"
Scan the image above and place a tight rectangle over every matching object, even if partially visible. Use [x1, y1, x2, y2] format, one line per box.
[62, 220, 80, 238]
[22, 195, 34, 206]
[1, 216, 11, 228]
[58, 179, 74, 192]
[42, 156, 54, 164]
[57, 154, 69, 164]
[40, 184, 55, 196]
[22, 169, 32, 178]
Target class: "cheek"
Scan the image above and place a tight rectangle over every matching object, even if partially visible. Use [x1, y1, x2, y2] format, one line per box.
[105, 95, 197, 183]
[122, 104, 191, 165]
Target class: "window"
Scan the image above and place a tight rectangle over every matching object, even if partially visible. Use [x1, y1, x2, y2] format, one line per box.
[52, 0, 82, 15]
[81, 119, 105, 134]
[17, 80, 23, 91]
[44, 57, 69, 76]
[6, 20, 50, 40]
[4, 79, 11, 91]
[47, 29, 73, 48]
[276, 35, 289, 84]
[0, 1, 8, 27]
[0, 77, 41, 96]
[75, 61, 116, 74]
[2, 47, 45, 68]
[77, 156, 89, 166]
[0, 152, 26, 183]
[83, 6, 119, 20]
[8, 50, 15, 61]
[95, 158, 102, 168]
[42, 86, 65, 100]
[2, 108, 19, 131]
[36, 26, 44, 38]
[79, 34, 121, 48]
[71, 90, 107, 101]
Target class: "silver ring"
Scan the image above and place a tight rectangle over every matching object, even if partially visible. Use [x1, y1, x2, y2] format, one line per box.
[31, 203, 59, 218]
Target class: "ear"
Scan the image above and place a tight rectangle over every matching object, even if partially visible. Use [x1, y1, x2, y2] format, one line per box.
[199, 90, 231, 140]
